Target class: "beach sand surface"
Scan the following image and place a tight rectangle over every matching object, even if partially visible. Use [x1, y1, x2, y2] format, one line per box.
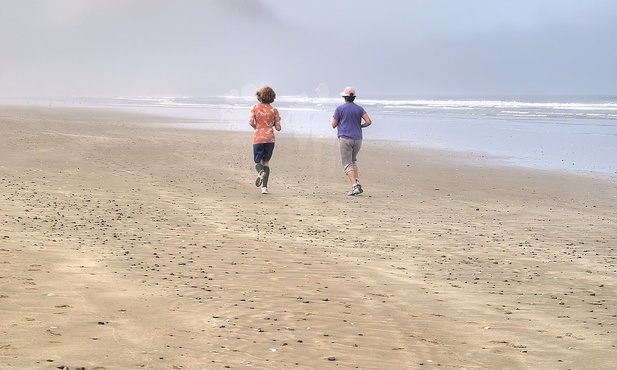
[1, 106, 616, 369]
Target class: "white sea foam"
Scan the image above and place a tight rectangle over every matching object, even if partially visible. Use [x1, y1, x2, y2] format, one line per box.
[67, 95, 616, 121]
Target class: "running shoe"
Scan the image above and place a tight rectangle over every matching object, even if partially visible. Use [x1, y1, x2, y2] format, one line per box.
[348, 184, 362, 196]
[255, 170, 265, 187]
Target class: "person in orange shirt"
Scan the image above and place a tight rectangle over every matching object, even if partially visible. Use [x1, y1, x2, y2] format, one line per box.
[249, 86, 282, 194]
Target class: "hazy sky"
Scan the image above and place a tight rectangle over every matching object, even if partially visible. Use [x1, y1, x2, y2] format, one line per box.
[2, 0, 616, 98]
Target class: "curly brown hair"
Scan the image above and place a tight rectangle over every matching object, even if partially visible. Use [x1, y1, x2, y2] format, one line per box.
[256, 86, 276, 104]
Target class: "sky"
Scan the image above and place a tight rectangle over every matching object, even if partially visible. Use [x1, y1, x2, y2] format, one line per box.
[1, 0, 616, 99]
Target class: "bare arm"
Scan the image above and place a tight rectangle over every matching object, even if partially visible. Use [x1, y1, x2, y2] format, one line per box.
[361, 113, 372, 128]
[274, 110, 282, 131]
[331, 118, 339, 129]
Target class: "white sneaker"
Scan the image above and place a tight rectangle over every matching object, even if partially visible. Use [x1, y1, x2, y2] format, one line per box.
[348, 184, 362, 196]
[261, 187, 270, 194]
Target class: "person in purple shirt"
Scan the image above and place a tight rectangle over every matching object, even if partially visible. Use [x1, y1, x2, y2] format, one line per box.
[331, 86, 372, 196]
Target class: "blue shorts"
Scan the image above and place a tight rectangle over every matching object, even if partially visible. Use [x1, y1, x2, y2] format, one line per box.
[253, 142, 275, 163]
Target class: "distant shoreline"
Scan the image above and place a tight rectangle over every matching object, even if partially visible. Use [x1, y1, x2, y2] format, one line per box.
[2, 99, 616, 176]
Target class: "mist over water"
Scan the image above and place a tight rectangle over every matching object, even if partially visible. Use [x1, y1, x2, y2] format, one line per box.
[2, 1, 616, 175]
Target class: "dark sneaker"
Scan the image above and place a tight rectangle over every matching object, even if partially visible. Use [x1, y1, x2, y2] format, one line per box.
[356, 183, 363, 194]
[255, 170, 265, 187]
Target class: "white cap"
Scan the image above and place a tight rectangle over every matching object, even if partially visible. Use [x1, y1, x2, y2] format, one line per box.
[340, 86, 356, 97]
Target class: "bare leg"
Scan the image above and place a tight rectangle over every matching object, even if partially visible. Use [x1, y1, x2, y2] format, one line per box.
[347, 165, 363, 195]
[346, 169, 357, 185]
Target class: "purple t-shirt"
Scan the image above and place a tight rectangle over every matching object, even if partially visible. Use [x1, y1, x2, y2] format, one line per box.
[333, 102, 366, 140]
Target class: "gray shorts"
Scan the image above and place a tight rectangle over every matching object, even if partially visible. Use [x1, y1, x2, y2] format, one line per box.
[339, 137, 362, 174]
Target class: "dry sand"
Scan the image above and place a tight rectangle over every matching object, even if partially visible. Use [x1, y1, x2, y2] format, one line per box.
[1, 105, 616, 370]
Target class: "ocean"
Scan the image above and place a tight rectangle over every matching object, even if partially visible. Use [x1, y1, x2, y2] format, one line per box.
[10, 95, 617, 176]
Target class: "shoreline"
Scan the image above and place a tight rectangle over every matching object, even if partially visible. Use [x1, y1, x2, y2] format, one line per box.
[1, 105, 616, 369]
[3, 97, 616, 176]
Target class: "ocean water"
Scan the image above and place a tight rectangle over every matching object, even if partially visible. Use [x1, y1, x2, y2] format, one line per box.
[14, 95, 617, 176]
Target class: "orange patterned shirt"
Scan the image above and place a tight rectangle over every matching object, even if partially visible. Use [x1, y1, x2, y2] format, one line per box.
[250, 103, 281, 144]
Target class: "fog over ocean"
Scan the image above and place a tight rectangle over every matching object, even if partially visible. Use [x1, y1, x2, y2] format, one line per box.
[2, 1, 616, 176]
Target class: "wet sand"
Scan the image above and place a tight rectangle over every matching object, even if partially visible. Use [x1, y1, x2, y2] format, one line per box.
[1, 105, 616, 369]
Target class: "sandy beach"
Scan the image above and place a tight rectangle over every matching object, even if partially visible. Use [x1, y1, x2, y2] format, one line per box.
[1, 105, 615, 370]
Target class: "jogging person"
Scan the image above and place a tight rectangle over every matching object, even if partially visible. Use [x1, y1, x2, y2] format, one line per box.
[331, 86, 372, 195]
[249, 86, 282, 194]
